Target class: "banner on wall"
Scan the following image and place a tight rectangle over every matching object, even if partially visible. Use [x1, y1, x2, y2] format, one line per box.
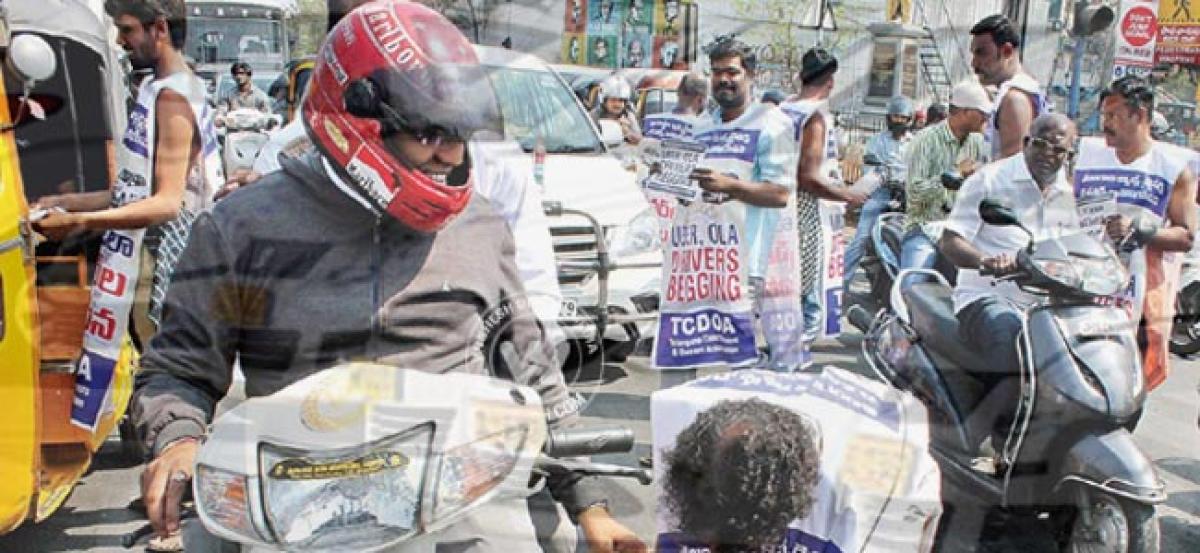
[562, 0, 697, 69]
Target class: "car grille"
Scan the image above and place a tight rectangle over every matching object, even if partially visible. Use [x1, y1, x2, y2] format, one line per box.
[550, 221, 600, 286]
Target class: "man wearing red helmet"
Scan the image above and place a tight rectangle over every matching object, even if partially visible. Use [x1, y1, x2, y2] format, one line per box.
[130, 2, 642, 551]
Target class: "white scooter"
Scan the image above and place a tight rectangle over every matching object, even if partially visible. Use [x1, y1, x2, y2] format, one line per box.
[218, 108, 281, 177]
[175, 363, 647, 552]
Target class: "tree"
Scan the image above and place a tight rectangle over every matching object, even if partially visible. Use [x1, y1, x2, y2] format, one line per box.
[727, 0, 873, 92]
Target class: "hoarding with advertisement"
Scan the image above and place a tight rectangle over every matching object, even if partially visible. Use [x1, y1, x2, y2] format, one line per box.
[563, 0, 697, 69]
[1158, 0, 1200, 64]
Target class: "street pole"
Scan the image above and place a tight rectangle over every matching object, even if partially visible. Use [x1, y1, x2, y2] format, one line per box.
[1067, 36, 1086, 120]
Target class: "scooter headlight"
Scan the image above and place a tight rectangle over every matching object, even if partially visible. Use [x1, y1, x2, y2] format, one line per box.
[432, 425, 530, 524]
[1075, 256, 1128, 297]
[257, 424, 434, 551]
[1033, 258, 1081, 289]
[195, 464, 265, 544]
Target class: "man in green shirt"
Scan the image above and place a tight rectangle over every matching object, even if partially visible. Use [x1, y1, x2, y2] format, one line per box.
[901, 81, 991, 283]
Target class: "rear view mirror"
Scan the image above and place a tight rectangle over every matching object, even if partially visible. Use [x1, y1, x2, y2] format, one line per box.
[979, 198, 1020, 226]
[941, 171, 964, 191]
[7, 34, 56, 86]
[598, 119, 624, 148]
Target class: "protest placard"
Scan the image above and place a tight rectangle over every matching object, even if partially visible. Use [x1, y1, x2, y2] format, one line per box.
[641, 139, 706, 201]
[1076, 192, 1118, 243]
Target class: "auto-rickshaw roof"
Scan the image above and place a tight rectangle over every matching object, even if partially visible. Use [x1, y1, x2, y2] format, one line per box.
[8, 0, 115, 59]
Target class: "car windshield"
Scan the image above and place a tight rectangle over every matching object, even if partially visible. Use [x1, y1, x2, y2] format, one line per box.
[485, 67, 602, 154]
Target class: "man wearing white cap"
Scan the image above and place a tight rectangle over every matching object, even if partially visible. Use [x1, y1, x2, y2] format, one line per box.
[899, 81, 990, 280]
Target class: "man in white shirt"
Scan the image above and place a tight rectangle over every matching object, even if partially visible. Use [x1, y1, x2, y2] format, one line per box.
[939, 114, 1079, 440]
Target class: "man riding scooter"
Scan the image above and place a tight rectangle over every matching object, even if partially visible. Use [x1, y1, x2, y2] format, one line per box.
[843, 95, 913, 288]
[938, 113, 1078, 458]
[900, 81, 989, 283]
[130, 2, 642, 551]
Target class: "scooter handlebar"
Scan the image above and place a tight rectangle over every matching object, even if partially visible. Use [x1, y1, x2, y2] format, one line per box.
[543, 426, 636, 457]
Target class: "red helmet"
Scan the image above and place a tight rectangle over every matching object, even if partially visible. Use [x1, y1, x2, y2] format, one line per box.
[304, 0, 502, 232]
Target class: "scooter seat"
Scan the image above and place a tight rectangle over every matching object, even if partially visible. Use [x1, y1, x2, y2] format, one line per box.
[902, 283, 987, 413]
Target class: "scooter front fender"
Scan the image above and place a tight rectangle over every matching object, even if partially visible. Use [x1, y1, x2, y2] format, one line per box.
[1055, 429, 1165, 505]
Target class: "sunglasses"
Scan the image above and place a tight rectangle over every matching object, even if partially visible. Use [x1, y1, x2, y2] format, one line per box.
[1027, 136, 1075, 158]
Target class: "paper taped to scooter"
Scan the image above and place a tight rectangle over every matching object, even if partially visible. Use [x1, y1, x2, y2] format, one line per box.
[651, 368, 941, 552]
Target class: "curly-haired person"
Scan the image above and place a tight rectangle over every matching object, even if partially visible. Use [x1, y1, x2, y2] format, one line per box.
[663, 398, 821, 552]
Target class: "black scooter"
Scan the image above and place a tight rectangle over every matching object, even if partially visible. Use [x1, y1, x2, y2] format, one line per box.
[853, 199, 1164, 552]
[847, 155, 963, 330]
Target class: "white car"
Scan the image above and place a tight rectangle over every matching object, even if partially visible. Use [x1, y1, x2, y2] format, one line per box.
[476, 46, 662, 356]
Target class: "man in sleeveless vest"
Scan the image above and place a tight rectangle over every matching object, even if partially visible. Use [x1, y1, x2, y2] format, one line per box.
[32, 0, 221, 345]
[687, 38, 800, 367]
[780, 49, 866, 346]
[969, 14, 1046, 161]
[1074, 76, 1199, 391]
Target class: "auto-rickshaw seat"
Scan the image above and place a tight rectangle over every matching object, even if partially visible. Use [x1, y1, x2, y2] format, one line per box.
[35, 255, 89, 362]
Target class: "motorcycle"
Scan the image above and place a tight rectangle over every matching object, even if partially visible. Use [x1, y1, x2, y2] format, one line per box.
[219, 108, 281, 177]
[1170, 244, 1200, 355]
[126, 363, 649, 551]
[853, 199, 1164, 552]
[848, 155, 963, 330]
[846, 153, 907, 322]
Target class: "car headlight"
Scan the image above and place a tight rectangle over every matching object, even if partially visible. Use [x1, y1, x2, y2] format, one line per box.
[196, 464, 265, 544]
[257, 424, 434, 551]
[609, 208, 661, 259]
[432, 425, 530, 524]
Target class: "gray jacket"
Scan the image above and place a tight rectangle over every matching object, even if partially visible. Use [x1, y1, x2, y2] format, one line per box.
[132, 151, 579, 455]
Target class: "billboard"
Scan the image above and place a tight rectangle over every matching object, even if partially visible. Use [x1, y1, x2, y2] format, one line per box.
[1158, 0, 1200, 64]
[562, 0, 696, 69]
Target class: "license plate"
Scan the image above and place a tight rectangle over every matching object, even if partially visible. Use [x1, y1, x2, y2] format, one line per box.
[559, 300, 578, 318]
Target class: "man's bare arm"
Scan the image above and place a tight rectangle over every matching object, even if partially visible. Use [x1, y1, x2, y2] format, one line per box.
[940, 229, 985, 269]
[1150, 167, 1198, 252]
[996, 90, 1034, 158]
[797, 113, 865, 206]
[83, 90, 196, 230]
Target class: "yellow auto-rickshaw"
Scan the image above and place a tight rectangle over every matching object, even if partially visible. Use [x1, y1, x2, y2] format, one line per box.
[284, 56, 314, 123]
[0, 0, 137, 533]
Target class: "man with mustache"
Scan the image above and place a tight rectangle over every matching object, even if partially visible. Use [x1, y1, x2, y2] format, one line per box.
[781, 48, 865, 349]
[687, 38, 800, 367]
[32, 0, 221, 351]
[1073, 75, 1199, 391]
[969, 14, 1046, 160]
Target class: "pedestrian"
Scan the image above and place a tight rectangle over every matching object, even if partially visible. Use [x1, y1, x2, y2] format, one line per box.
[1074, 75, 1199, 391]
[969, 14, 1046, 160]
[32, 0, 222, 345]
[780, 48, 865, 348]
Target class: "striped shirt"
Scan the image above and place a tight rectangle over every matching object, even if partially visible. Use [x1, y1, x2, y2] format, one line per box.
[904, 121, 985, 236]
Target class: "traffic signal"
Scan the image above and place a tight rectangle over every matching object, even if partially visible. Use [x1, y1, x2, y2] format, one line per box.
[1072, 1, 1115, 37]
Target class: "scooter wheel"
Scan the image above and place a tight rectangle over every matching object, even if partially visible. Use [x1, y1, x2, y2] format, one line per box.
[1058, 488, 1159, 553]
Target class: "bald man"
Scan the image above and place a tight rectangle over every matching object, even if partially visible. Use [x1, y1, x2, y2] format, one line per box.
[940, 113, 1079, 455]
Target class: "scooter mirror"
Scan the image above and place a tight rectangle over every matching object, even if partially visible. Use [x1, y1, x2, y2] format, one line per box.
[7, 33, 56, 86]
[862, 152, 883, 166]
[941, 171, 964, 191]
[979, 198, 1020, 226]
